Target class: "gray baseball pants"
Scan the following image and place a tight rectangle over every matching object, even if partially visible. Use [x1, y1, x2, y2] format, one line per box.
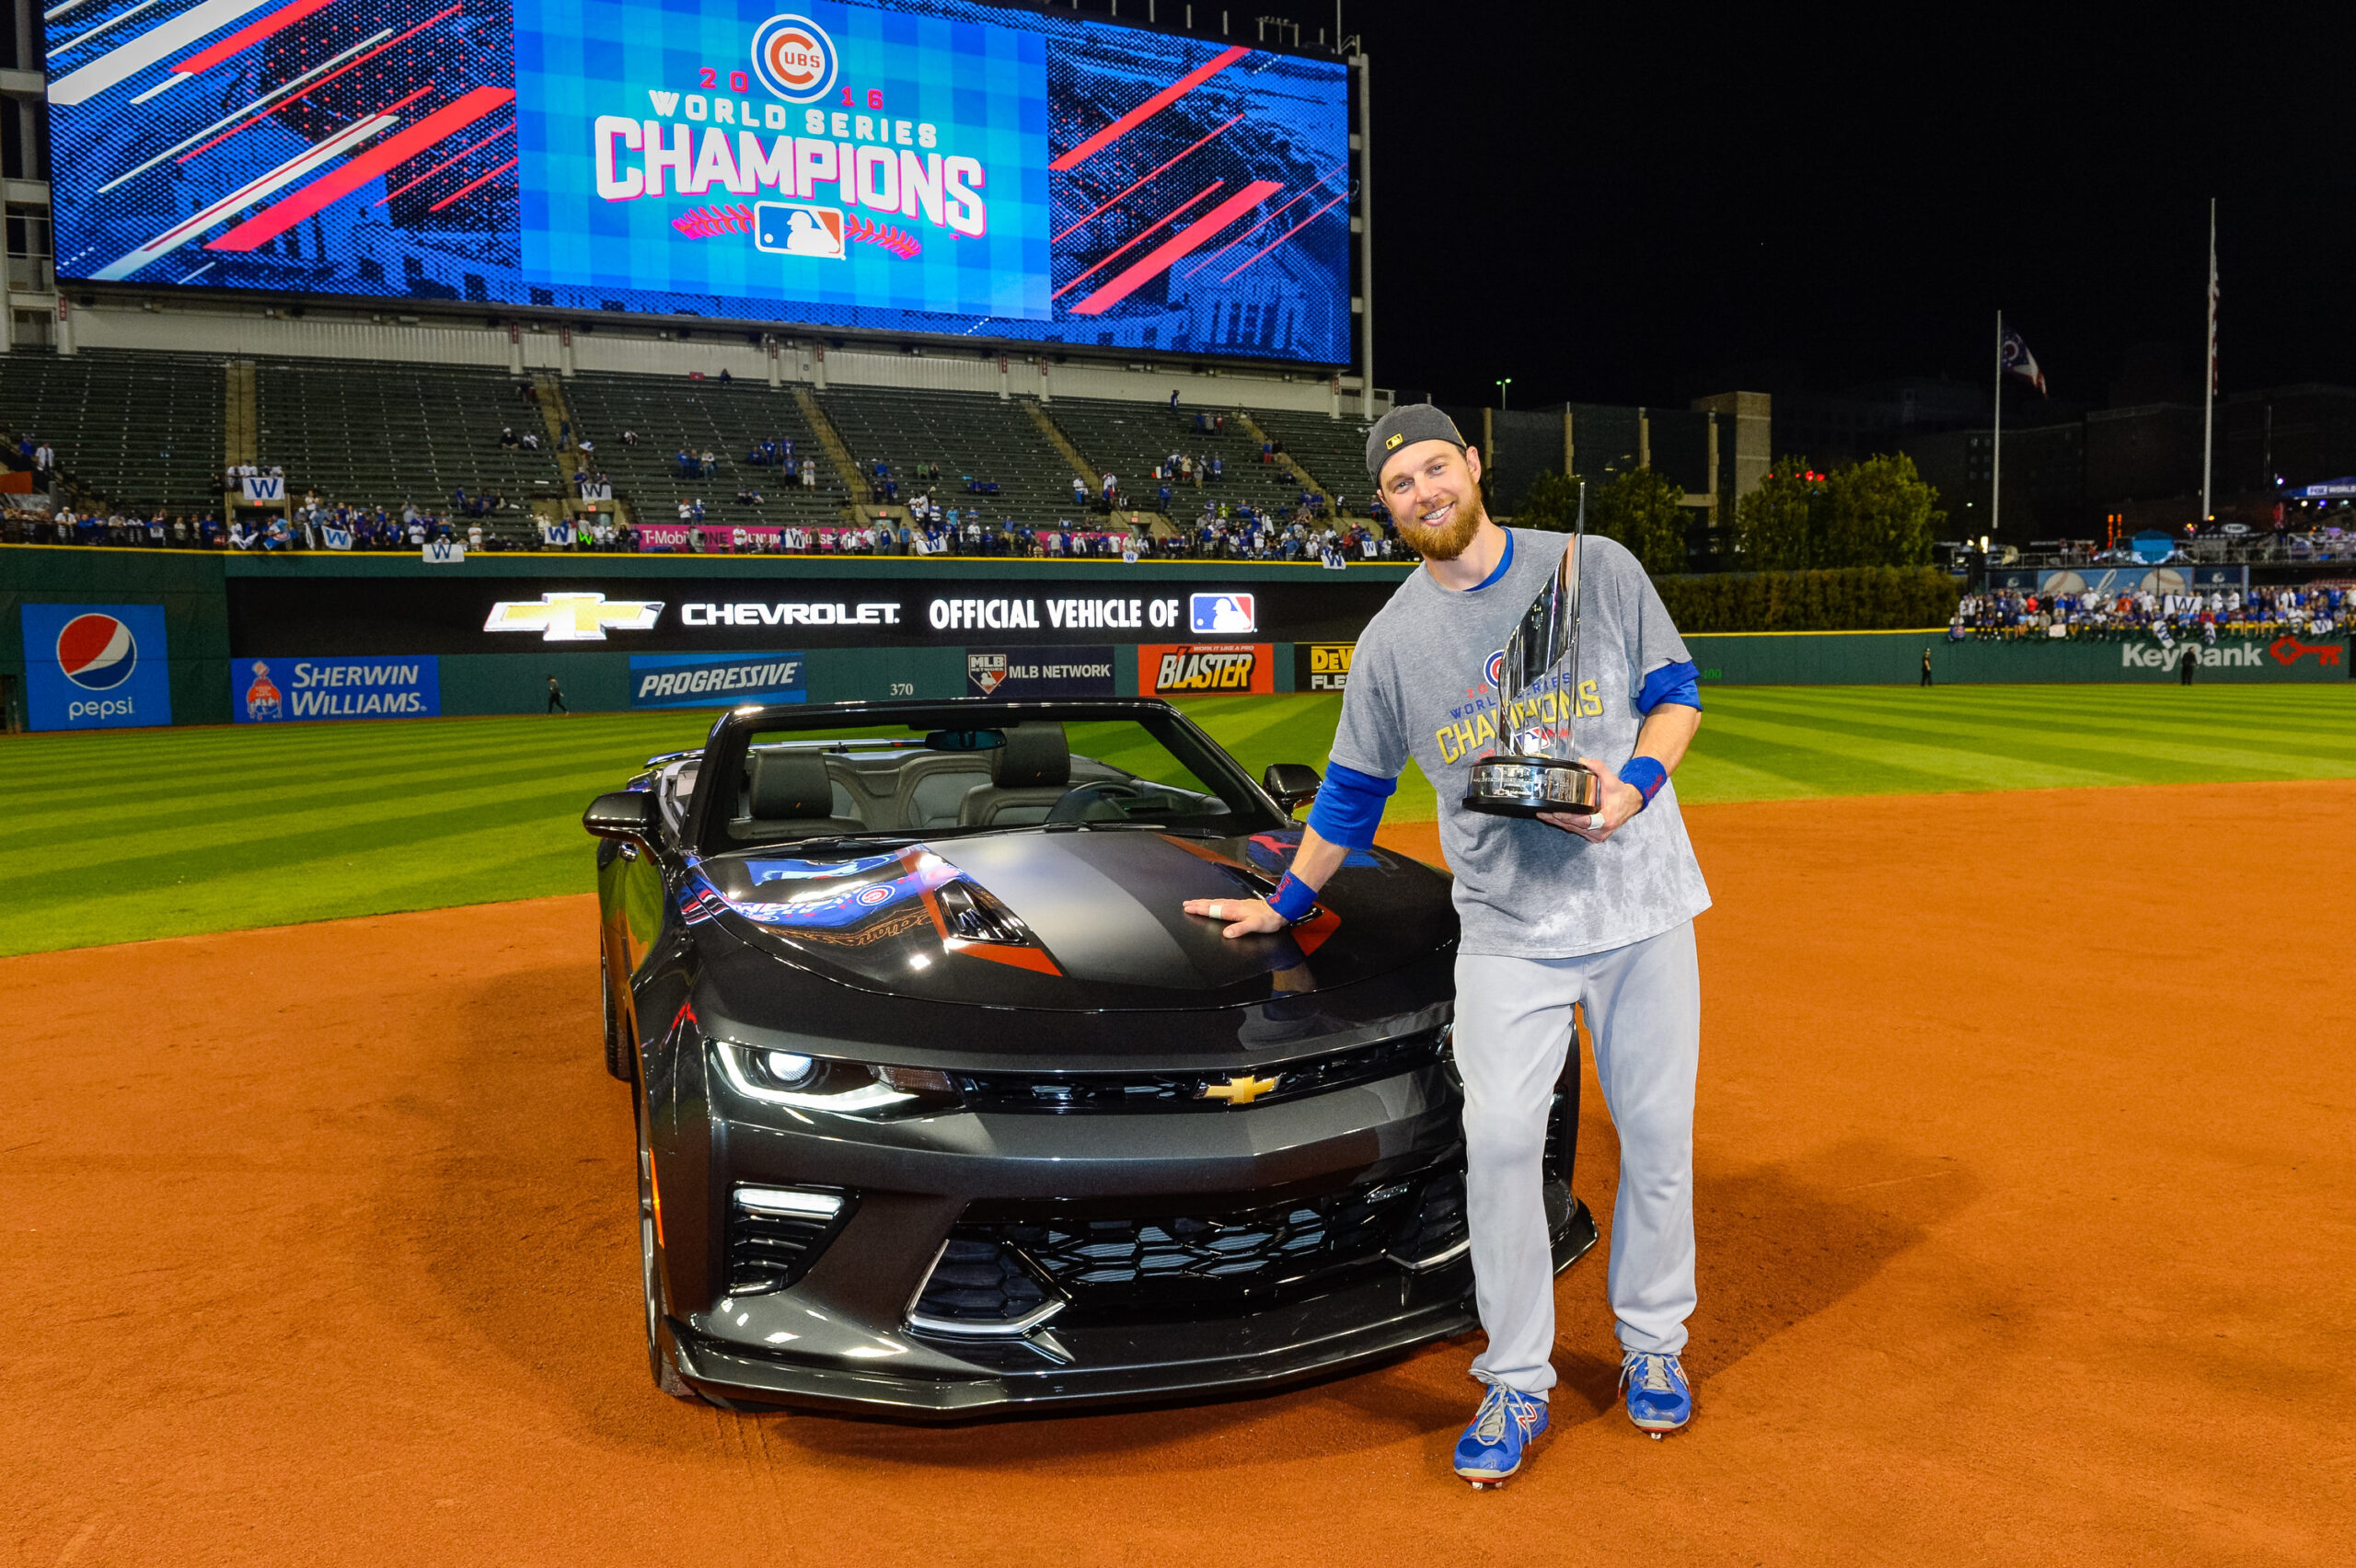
[1456, 919, 1700, 1396]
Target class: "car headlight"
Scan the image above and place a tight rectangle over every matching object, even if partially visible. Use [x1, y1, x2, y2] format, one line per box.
[717, 1041, 961, 1117]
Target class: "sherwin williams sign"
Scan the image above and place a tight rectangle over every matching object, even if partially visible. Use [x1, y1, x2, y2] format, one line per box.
[231, 657, 443, 721]
[631, 650, 808, 707]
[20, 604, 173, 731]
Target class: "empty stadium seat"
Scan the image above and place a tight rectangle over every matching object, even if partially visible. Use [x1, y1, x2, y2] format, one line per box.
[0, 350, 226, 512]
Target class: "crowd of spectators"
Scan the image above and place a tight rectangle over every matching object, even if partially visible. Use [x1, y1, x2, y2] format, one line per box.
[1951, 584, 2345, 641]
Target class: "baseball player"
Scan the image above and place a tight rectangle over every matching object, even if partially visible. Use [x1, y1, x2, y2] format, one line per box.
[1184, 405, 1710, 1482]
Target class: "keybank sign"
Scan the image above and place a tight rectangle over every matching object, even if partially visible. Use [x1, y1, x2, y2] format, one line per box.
[2120, 643, 2263, 671]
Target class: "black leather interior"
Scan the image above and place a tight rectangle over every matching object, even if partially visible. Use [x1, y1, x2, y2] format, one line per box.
[746, 751, 835, 820]
[990, 724, 1070, 790]
[959, 724, 1075, 827]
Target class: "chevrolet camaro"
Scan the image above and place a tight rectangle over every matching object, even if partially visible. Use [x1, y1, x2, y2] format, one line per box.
[583, 697, 1594, 1417]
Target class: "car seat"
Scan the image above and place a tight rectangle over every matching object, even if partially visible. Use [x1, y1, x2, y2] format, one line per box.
[957, 723, 1072, 826]
[736, 750, 865, 837]
[891, 751, 998, 830]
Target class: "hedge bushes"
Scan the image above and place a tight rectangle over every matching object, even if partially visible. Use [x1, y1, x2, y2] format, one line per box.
[1652, 565, 1961, 632]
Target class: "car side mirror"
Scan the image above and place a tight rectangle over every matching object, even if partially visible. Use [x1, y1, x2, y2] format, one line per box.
[583, 790, 658, 841]
[1263, 763, 1322, 813]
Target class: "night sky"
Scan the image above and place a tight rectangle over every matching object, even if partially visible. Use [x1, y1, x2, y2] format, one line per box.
[1335, 2, 2351, 412]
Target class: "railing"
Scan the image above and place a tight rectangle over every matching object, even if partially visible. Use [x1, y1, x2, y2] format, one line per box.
[1958, 535, 2356, 571]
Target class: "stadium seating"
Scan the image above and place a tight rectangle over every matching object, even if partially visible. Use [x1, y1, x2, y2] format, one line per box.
[1249, 407, 1378, 507]
[0, 350, 226, 513]
[254, 360, 564, 531]
[817, 386, 1080, 526]
[1044, 397, 1286, 513]
[560, 373, 852, 531]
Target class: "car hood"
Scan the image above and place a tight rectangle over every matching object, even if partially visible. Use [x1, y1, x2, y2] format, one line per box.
[685, 827, 1456, 1012]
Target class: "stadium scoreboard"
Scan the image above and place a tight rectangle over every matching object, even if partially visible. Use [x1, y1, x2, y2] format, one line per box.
[44, 0, 1355, 364]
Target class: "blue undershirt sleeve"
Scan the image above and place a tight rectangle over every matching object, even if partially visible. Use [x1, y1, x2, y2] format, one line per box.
[1635, 659, 1702, 715]
[1303, 760, 1395, 850]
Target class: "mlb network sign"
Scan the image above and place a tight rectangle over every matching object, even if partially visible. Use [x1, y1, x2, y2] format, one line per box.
[232, 657, 443, 722]
[20, 604, 171, 731]
[630, 651, 808, 708]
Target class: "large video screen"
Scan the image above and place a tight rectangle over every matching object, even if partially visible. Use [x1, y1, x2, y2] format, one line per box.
[44, 0, 1353, 363]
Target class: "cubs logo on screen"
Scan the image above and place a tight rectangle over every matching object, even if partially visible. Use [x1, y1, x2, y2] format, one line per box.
[750, 14, 838, 102]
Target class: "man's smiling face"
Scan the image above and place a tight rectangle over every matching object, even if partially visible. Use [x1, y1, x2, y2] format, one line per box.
[1380, 439, 1487, 560]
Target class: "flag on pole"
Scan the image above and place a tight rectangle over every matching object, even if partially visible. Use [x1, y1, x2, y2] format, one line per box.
[2001, 328, 2048, 396]
[2207, 225, 2220, 395]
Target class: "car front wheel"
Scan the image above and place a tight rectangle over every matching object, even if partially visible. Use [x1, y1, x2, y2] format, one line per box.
[637, 1085, 701, 1402]
[601, 951, 633, 1084]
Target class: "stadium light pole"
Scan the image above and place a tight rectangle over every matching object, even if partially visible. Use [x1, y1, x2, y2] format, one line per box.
[1495, 377, 1511, 411]
[1352, 48, 1374, 418]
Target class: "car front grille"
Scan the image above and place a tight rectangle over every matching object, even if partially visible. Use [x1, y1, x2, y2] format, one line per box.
[949, 1029, 1449, 1114]
[911, 1161, 1472, 1328]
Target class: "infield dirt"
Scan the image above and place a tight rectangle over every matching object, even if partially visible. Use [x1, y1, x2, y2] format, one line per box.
[5, 782, 2350, 1566]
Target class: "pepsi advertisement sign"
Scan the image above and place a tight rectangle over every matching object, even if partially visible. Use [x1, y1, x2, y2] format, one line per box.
[630, 651, 808, 707]
[20, 605, 172, 731]
[231, 658, 443, 722]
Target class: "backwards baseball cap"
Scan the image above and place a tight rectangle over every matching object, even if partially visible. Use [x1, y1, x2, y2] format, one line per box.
[1365, 403, 1468, 481]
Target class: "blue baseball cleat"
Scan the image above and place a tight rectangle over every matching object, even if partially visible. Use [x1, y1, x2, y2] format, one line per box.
[1619, 1350, 1692, 1437]
[1453, 1383, 1549, 1486]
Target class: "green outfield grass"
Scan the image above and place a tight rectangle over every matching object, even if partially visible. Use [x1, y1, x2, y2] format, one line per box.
[4, 686, 2351, 957]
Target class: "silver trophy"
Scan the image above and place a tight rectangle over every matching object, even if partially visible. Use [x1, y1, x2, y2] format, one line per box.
[1463, 483, 1601, 819]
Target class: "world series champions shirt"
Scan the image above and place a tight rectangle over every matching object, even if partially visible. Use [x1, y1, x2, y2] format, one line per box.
[1330, 529, 1712, 959]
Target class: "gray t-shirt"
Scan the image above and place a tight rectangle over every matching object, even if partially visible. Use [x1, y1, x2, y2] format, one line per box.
[1331, 529, 1711, 958]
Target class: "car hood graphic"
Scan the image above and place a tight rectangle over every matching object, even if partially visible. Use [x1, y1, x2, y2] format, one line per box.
[688, 828, 1457, 1011]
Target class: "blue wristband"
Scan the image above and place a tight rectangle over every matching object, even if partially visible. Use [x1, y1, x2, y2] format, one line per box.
[1267, 871, 1319, 922]
[1617, 756, 1668, 810]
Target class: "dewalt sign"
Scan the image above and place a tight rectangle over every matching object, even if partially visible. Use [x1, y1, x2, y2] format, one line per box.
[1297, 641, 1355, 692]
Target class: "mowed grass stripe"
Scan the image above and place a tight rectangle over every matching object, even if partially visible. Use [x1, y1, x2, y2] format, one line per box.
[4, 687, 2353, 956]
[1700, 702, 2356, 782]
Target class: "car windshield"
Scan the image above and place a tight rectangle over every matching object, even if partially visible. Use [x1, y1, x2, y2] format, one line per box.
[699, 707, 1287, 852]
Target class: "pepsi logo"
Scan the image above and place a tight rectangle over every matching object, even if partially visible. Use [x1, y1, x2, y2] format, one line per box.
[1484, 650, 1506, 689]
[751, 14, 837, 102]
[57, 613, 139, 691]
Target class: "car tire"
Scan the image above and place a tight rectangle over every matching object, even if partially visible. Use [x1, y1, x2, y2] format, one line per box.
[601, 951, 632, 1084]
[637, 1084, 702, 1403]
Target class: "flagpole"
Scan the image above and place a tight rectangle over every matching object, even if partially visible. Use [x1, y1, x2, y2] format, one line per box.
[2201, 198, 2217, 523]
[1992, 309, 2004, 544]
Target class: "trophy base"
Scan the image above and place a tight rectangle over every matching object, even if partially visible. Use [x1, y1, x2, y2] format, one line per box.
[1462, 755, 1601, 818]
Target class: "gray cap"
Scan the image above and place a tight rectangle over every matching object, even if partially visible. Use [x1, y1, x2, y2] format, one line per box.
[1365, 403, 1467, 480]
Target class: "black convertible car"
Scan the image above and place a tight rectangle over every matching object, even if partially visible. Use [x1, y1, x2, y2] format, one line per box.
[583, 698, 1594, 1417]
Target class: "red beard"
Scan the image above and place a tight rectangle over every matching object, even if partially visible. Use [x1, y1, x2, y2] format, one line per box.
[1393, 493, 1486, 561]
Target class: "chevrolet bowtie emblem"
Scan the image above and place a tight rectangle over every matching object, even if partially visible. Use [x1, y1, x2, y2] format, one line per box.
[483, 592, 664, 641]
[1200, 1073, 1281, 1105]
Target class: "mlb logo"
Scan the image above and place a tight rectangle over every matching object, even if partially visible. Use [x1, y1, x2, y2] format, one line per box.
[1189, 593, 1255, 634]
[756, 202, 846, 259]
[967, 652, 1008, 696]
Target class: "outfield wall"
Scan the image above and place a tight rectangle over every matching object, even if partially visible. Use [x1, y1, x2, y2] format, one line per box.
[4, 548, 2347, 732]
[1692, 630, 2351, 686]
